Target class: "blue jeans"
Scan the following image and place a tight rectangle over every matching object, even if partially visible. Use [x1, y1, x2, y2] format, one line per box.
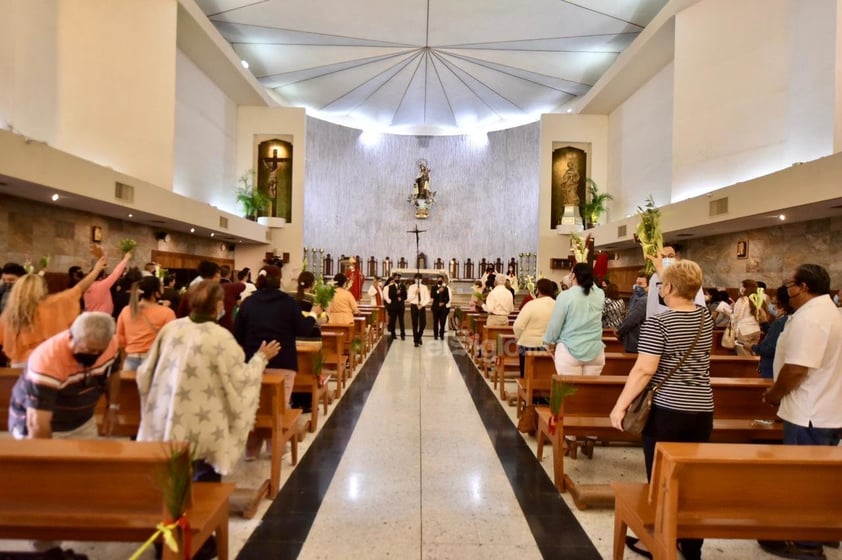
[783, 420, 841, 446]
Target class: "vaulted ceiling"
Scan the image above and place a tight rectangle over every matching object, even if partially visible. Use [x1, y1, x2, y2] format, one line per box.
[196, 0, 668, 135]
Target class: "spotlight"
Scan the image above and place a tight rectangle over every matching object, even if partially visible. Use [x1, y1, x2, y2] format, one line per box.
[190, 227, 195, 233]
[51, 194, 59, 201]
[778, 214, 786, 221]
[241, 60, 249, 69]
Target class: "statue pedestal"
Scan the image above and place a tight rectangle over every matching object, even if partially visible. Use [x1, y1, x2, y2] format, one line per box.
[556, 205, 583, 234]
[257, 217, 286, 228]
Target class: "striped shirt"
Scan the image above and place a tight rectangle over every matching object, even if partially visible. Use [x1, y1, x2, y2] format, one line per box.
[637, 306, 713, 412]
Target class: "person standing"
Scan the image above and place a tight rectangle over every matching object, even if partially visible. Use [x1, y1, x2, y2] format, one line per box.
[758, 264, 842, 559]
[407, 274, 430, 347]
[513, 278, 557, 378]
[327, 273, 358, 325]
[234, 265, 316, 459]
[610, 260, 713, 560]
[615, 273, 649, 353]
[367, 276, 384, 307]
[730, 279, 764, 356]
[543, 263, 605, 375]
[483, 275, 514, 327]
[752, 285, 792, 379]
[430, 274, 450, 340]
[344, 258, 364, 302]
[116, 276, 176, 372]
[646, 245, 705, 318]
[386, 273, 407, 340]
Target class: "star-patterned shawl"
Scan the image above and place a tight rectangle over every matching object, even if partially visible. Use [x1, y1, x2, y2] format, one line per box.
[136, 317, 268, 475]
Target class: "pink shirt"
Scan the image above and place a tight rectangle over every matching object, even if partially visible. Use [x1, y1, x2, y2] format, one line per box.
[83, 260, 128, 314]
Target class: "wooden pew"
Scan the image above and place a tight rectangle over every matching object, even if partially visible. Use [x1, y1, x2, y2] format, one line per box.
[319, 331, 346, 398]
[479, 324, 514, 378]
[250, 372, 301, 499]
[515, 351, 556, 419]
[0, 367, 23, 432]
[612, 443, 842, 560]
[321, 323, 357, 376]
[602, 352, 760, 378]
[494, 334, 520, 400]
[295, 341, 331, 432]
[0, 439, 234, 560]
[468, 314, 488, 361]
[534, 375, 780, 510]
[602, 336, 625, 353]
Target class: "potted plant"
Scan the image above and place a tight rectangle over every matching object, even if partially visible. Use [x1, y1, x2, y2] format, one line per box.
[580, 179, 614, 229]
[235, 171, 271, 221]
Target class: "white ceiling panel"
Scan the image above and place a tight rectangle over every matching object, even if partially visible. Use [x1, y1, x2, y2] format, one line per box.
[197, 0, 669, 134]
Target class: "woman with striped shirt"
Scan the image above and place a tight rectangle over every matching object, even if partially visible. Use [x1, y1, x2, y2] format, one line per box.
[610, 259, 713, 560]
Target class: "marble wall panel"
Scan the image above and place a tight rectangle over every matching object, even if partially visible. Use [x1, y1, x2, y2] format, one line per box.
[609, 216, 842, 289]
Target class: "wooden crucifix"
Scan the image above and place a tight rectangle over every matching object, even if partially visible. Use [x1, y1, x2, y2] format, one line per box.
[406, 224, 427, 276]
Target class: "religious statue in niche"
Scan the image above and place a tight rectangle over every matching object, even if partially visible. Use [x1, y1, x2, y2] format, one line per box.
[257, 138, 293, 223]
[551, 146, 587, 229]
[407, 159, 436, 219]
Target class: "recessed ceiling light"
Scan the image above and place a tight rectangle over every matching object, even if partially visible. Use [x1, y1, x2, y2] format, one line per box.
[778, 214, 786, 221]
[210, 232, 215, 237]
[190, 227, 195, 233]
[127, 213, 133, 218]
[51, 193, 59, 201]
[241, 60, 249, 69]
[566, 108, 573, 113]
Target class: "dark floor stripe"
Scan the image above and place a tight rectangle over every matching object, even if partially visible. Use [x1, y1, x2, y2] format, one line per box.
[447, 339, 601, 560]
[236, 338, 391, 560]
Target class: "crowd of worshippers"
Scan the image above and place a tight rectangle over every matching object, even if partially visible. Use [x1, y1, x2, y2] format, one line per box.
[2, 244, 842, 560]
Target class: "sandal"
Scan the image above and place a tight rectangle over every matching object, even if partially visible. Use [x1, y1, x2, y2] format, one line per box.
[626, 536, 653, 559]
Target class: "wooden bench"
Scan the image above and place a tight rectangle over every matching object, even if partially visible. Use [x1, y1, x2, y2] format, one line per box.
[250, 372, 301, 499]
[515, 351, 557, 419]
[602, 336, 625, 353]
[295, 341, 331, 433]
[612, 442, 842, 560]
[494, 333, 520, 400]
[479, 324, 514, 378]
[534, 375, 781, 510]
[319, 331, 346, 398]
[0, 438, 234, 560]
[602, 352, 760, 378]
[321, 323, 357, 376]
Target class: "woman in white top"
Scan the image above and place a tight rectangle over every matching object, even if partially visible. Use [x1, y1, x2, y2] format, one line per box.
[513, 278, 558, 378]
[731, 279, 764, 356]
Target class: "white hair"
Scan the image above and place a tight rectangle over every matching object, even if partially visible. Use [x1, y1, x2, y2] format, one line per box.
[495, 274, 507, 286]
[70, 312, 115, 348]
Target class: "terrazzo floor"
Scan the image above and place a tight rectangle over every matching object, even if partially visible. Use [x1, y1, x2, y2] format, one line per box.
[2, 331, 840, 559]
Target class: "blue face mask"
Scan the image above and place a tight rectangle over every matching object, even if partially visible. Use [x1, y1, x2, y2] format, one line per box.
[661, 257, 675, 269]
[633, 285, 645, 297]
[834, 294, 840, 306]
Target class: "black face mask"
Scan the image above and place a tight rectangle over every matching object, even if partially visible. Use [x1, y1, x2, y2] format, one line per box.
[74, 352, 102, 367]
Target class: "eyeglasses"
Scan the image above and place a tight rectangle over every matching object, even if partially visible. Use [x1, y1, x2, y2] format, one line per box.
[784, 280, 800, 288]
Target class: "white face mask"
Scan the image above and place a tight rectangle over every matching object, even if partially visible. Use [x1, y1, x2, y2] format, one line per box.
[562, 273, 574, 288]
[217, 307, 225, 321]
[661, 257, 675, 269]
[739, 287, 745, 295]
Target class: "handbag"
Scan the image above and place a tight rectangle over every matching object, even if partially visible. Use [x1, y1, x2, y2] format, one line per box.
[517, 405, 538, 434]
[622, 316, 705, 437]
[721, 324, 736, 349]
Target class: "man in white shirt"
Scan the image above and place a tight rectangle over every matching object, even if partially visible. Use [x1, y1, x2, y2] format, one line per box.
[646, 245, 705, 318]
[759, 264, 842, 559]
[483, 274, 514, 327]
[406, 274, 431, 347]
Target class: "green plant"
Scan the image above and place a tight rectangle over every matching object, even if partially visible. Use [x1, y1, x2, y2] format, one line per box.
[580, 179, 613, 229]
[635, 195, 663, 277]
[313, 276, 336, 309]
[119, 238, 137, 254]
[235, 170, 272, 221]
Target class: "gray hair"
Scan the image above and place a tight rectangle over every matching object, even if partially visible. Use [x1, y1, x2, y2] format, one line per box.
[495, 274, 507, 286]
[70, 312, 116, 349]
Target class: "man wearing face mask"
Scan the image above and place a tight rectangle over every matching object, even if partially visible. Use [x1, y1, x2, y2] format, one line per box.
[646, 245, 705, 318]
[407, 273, 431, 347]
[615, 272, 649, 353]
[8, 312, 121, 439]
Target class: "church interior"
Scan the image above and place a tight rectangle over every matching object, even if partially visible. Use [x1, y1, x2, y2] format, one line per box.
[2, 0, 842, 558]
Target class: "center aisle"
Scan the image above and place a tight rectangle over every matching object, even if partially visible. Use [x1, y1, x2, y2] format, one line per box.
[297, 337, 542, 560]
